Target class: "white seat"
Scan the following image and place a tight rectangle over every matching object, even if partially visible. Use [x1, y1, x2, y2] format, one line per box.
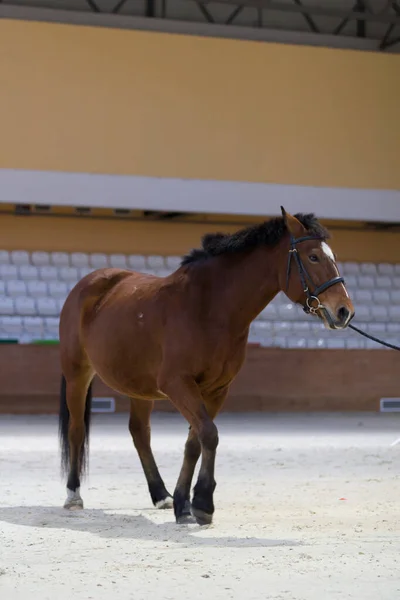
[391, 291, 400, 305]
[360, 263, 377, 276]
[6, 280, 27, 297]
[387, 323, 400, 334]
[57, 297, 66, 313]
[273, 322, 291, 335]
[23, 316, 44, 337]
[27, 280, 48, 298]
[249, 321, 273, 346]
[31, 251, 50, 266]
[39, 266, 58, 281]
[79, 267, 93, 279]
[146, 255, 165, 270]
[109, 254, 128, 269]
[394, 265, 400, 276]
[0, 296, 14, 315]
[343, 262, 360, 275]
[277, 303, 297, 320]
[346, 338, 364, 349]
[259, 304, 277, 321]
[19, 265, 39, 281]
[0, 281, 4, 295]
[165, 256, 182, 270]
[0, 316, 23, 337]
[272, 336, 287, 348]
[370, 306, 388, 322]
[37, 297, 59, 316]
[128, 255, 146, 270]
[48, 281, 68, 298]
[375, 276, 392, 289]
[44, 317, 59, 338]
[0, 250, 10, 265]
[365, 338, 381, 349]
[354, 305, 371, 321]
[372, 290, 390, 305]
[343, 274, 357, 289]
[291, 321, 311, 333]
[367, 323, 386, 335]
[51, 252, 70, 267]
[10, 250, 30, 266]
[393, 277, 400, 289]
[70, 252, 89, 268]
[388, 306, 400, 322]
[59, 267, 79, 282]
[156, 269, 171, 278]
[358, 276, 374, 289]
[327, 338, 346, 349]
[15, 296, 36, 316]
[355, 290, 372, 304]
[90, 253, 108, 269]
[287, 337, 307, 349]
[0, 264, 18, 280]
[378, 263, 394, 276]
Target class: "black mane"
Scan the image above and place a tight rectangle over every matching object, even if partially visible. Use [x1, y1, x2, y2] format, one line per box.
[181, 213, 329, 266]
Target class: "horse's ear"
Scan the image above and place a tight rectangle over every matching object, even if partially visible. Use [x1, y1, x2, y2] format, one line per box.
[281, 208, 306, 238]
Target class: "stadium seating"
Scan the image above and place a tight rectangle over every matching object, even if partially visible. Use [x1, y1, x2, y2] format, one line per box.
[0, 249, 399, 349]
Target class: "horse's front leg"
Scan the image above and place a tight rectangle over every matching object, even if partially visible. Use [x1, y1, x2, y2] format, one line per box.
[159, 374, 226, 526]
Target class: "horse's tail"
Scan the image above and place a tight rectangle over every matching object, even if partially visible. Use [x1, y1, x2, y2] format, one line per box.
[58, 375, 93, 477]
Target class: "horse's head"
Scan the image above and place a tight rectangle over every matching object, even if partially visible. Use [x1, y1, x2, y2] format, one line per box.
[278, 207, 354, 330]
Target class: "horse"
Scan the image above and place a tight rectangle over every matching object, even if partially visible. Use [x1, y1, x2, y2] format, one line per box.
[58, 207, 354, 525]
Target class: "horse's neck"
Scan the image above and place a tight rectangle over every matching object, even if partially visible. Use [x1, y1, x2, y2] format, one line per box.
[206, 246, 282, 330]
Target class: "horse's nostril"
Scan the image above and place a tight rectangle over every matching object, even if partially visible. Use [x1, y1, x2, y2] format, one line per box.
[337, 306, 350, 323]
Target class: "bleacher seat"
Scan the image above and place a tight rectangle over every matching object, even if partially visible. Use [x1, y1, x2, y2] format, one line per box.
[0, 265, 18, 280]
[6, 281, 27, 297]
[0, 316, 23, 337]
[31, 251, 50, 266]
[110, 254, 128, 269]
[39, 266, 58, 281]
[165, 256, 182, 270]
[128, 255, 146, 270]
[59, 267, 79, 282]
[51, 252, 69, 267]
[90, 253, 109, 269]
[19, 265, 39, 281]
[10, 250, 30, 266]
[1, 249, 400, 348]
[0, 297, 14, 315]
[71, 252, 89, 268]
[15, 297, 36, 316]
[147, 255, 165, 270]
[37, 297, 58, 316]
[0, 251, 10, 265]
[360, 263, 377, 276]
[27, 281, 47, 298]
[48, 281, 68, 298]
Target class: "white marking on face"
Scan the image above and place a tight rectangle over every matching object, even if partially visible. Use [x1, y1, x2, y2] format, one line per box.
[321, 242, 335, 262]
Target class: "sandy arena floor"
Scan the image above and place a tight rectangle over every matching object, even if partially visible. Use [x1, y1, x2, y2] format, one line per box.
[0, 411, 400, 600]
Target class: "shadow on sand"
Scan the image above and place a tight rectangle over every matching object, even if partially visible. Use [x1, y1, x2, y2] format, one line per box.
[0, 505, 302, 549]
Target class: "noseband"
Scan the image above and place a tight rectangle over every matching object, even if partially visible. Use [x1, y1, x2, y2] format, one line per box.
[286, 235, 345, 319]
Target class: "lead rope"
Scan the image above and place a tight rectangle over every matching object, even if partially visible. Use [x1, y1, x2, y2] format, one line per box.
[348, 323, 400, 352]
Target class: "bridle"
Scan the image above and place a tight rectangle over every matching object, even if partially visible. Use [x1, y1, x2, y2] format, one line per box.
[286, 234, 345, 323]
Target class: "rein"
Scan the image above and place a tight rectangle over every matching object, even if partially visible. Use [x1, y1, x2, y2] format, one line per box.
[286, 234, 400, 352]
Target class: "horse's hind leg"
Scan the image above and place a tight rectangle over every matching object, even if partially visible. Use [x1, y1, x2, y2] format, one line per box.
[59, 370, 93, 510]
[129, 398, 173, 509]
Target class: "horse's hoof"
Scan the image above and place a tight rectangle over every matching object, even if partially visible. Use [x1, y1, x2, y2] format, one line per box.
[64, 489, 84, 510]
[63, 498, 84, 511]
[155, 496, 174, 510]
[190, 506, 213, 526]
[176, 513, 197, 525]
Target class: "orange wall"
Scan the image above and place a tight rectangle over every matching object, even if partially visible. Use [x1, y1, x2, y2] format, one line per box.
[0, 19, 399, 189]
[1, 214, 400, 262]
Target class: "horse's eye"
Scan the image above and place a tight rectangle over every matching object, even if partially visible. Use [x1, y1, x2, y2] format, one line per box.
[309, 255, 318, 263]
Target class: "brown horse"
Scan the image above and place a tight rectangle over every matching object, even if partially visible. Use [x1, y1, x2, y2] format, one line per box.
[58, 208, 354, 525]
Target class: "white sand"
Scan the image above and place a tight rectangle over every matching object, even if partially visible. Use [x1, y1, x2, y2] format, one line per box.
[1, 412, 400, 600]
